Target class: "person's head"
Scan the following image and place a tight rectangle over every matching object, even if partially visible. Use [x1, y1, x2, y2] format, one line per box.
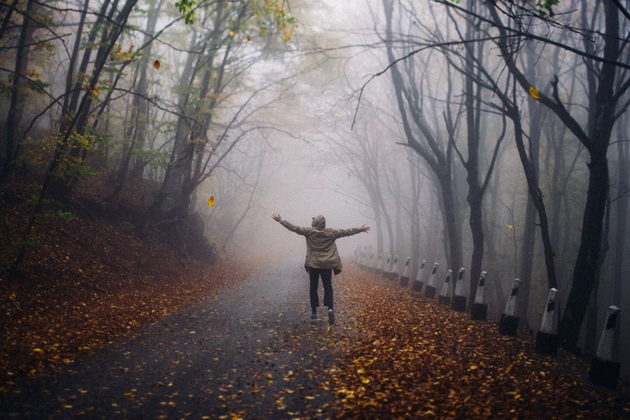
[312, 215, 326, 229]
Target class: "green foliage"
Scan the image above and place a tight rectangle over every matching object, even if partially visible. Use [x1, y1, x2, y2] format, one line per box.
[24, 195, 76, 221]
[0, 72, 50, 97]
[252, 0, 296, 43]
[20, 132, 104, 180]
[26, 77, 50, 92]
[132, 148, 171, 170]
[175, 0, 197, 24]
[0, 80, 12, 98]
[535, 0, 560, 16]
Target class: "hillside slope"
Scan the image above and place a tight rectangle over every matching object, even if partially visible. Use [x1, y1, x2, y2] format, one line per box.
[0, 175, 254, 392]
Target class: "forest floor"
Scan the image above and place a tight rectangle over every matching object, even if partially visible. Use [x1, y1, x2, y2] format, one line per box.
[0, 175, 260, 392]
[1, 176, 629, 418]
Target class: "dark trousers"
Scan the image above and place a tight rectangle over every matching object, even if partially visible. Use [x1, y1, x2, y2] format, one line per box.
[308, 268, 333, 310]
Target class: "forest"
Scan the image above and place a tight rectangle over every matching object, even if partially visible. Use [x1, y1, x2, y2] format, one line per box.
[1, 0, 629, 388]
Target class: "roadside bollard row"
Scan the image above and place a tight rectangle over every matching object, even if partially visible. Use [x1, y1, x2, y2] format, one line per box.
[353, 247, 622, 389]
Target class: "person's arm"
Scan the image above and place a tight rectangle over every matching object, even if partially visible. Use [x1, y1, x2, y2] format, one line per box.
[333, 224, 370, 238]
[271, 213, 310, 235]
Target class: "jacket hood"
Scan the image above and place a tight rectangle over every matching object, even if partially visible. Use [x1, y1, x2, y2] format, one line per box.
[311, 215, 326, 229]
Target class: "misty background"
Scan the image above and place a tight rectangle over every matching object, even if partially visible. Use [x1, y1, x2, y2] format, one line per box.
[1, 0, 628, 379]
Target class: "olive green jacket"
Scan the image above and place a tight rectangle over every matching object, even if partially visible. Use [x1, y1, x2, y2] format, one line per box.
[278, 215, 364, 271]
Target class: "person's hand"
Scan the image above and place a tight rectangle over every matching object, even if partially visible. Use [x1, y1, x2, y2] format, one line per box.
[360, 224, 370, 232]
[272, 213, 282, 222]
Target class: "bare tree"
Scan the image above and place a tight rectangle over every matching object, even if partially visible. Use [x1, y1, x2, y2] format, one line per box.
[481, 0, 630, 351]
[379, 0, 464, 273]
[428, 0, 630, 349]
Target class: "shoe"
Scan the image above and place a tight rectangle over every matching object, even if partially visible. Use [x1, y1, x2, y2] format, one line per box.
[311, 311, 317, 319]
[328, 308, 335, 325]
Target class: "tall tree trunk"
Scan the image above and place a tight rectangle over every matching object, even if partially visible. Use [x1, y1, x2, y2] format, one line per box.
[2, 0, 41, 176]
[559, 1, 619, 351]
[517, 47, 544, 329]
[463, 3, 485, 301]
[130, 0, 165, 179]
[0, 0, 21, 42]
[560, 150, 610, 350]
[63, 0, 112, 122]
[435, 169, 463, 273]
[611, 119, 628, 363]
[382, 0, 463, 272]
[505, 99, 558, 293]
[408, 153, 422, 276]
[110, 0, 165, 207]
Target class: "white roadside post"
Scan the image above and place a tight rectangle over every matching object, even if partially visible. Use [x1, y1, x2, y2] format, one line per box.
[375, 254, 383, 275]
[390, 255, 399, 281]
[412, 260, 426, 292]
[589, 305, 621, 389]
[535, 288, 559, 355]
[381, 255, 391, 278]
[399, 257, 411, 288]
[358, 249, 366, 270]
[424, 263, 439, 299]
[451, 267, 467, 312]
[470, 271, 488, 321]
[499, 278, 521, 336]
[438, 269, 453, 305]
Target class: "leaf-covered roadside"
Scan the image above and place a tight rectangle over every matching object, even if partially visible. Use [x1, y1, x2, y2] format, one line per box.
[324, 270, 630, 418]
[0, 177, 256, 394]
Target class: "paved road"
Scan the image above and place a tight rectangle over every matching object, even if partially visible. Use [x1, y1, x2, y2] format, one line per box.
[1, 259, 356, 418]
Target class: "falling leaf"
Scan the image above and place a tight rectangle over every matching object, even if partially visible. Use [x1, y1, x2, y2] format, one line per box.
[529, 86, 541, 99]
[207, 196, 215, 207]
[153, 60, 161, 70]
[505, 224, 513, 229]
[229, 31, 235, 37]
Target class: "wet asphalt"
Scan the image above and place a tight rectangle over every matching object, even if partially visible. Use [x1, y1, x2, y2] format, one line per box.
[0, 259, 356, 419]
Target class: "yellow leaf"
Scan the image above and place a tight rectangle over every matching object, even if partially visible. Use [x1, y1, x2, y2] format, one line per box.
[207, 196, 215, 207]
[229, 31, 235, 37]
[529, 86, 541, 99]
[153, 60, 161, 70]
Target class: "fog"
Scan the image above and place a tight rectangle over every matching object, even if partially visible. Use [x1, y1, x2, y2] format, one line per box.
[199, 1, 388, 261]
[191, 0, 630, 378]
[3, 0, 629, 379]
